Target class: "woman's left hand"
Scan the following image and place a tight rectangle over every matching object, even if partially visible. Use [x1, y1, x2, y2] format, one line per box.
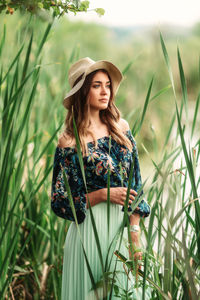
[129, 232, 142, 269]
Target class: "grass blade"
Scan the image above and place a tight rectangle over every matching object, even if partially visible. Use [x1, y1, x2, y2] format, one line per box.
[0, 24, 6, 57]
[182, 229, 198, 300]
[36, 21, 54, 58]
[134, 77, 154, 136]
[160, 32, 175, 95]
[0, 44, 24, 85]
[177, 48, 188, 118]
[21, 31, 33, 82]
[191, 92, 200, 138]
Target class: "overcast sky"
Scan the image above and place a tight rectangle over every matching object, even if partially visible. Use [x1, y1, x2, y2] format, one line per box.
[68, 0, 200, 27]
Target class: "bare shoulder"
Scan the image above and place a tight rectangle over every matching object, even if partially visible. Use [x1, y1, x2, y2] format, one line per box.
[118, 118, 130, 132]
[57, 132, 75, 148]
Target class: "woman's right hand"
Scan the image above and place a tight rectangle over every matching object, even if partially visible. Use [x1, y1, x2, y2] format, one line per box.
[86, 187, 137, 208]
[108, 187, 137, 206]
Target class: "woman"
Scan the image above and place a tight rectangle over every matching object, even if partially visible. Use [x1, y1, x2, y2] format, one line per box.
[51, 57, 150, 300]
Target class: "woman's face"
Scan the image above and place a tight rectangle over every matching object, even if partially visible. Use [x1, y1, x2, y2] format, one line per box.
[87, 71, 111, 111]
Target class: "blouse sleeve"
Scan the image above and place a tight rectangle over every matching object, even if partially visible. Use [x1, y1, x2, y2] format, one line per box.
[51, 147, 87, 224]
[127, 130, 151, 218]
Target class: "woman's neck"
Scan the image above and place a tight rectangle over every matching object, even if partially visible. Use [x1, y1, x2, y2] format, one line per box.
[88, 111, 102, 130]
[86, 112, 109, 141]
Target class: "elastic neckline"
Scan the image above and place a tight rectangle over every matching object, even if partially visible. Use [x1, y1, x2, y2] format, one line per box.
[56, 129, 131, 151]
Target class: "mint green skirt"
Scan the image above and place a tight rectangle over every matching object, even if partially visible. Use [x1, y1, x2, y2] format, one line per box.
[61, 203, 146, 300]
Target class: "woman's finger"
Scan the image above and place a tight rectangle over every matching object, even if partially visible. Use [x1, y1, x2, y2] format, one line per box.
[122, 194, 135, 201]
[129, 195, 135, 201]
[130, 189, 138, 196]
[123, 189, 137, 199]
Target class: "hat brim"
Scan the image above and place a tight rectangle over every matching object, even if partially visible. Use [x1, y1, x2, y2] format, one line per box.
[63, 60, 123, 109]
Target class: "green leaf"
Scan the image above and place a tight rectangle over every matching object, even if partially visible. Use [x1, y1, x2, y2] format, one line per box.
[160, 32, 176, 95]
[0, 44, 24, 85]
[95, 8, 105, 16]
[177, 47, 188, 118]
[191, 92, 200, 138]
[36, 21, 54, 58]
[122, 61, 133, 75]
[134, 77, 154, 136]
[80, 0, 90, 11]
[182, 229, 199, 300]
[150, 84, 171, 102]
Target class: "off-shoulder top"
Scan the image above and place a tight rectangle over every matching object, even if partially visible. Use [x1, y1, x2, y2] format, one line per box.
[51, 129, 150, 224]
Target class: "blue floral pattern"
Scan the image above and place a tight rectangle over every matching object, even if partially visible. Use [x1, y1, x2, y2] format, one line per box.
[51, 130, 150, 223]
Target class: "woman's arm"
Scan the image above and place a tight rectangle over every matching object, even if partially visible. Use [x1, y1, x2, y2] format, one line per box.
[129, 213, 141, 249]
[129, 213, 142, 262]
[85, 187, 137, 209]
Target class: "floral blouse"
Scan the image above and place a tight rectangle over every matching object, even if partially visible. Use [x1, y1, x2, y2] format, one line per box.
[51, 130, 150, 224]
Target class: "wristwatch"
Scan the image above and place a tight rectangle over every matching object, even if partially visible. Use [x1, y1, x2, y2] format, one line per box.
[130, 225, 140, 233]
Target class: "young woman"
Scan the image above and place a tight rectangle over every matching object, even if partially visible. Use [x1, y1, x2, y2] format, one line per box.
[51, 57, 150, 299]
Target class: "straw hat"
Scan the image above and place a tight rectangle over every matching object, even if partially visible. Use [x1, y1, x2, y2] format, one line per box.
[63, 57, 123, 109]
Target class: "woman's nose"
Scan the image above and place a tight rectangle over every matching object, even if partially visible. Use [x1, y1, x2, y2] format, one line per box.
[101, 86, 107, 94]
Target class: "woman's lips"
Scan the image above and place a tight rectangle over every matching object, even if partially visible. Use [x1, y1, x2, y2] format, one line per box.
[99, 99, 108, 102]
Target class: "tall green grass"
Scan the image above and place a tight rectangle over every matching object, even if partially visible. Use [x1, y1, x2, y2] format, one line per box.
[0, 14, 199, 300]
[0, 16, 65, 299]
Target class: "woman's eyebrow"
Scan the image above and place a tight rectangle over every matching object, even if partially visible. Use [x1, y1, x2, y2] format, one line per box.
[92, 80, 111, 84]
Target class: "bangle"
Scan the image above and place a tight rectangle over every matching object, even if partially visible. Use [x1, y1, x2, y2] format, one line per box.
[130, 225, 140, 233]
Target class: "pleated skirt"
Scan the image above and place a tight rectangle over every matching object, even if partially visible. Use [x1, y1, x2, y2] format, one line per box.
[61, 202, 144, 300]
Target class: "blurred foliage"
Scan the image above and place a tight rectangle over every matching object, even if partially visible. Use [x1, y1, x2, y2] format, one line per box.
[192, 22, 200, 36]
[0, 0, 105, 17]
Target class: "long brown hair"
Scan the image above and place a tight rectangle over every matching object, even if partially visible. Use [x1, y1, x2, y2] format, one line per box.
[64, 69, 132, 155]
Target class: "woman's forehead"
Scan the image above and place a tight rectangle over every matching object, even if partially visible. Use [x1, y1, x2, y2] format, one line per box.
[92, 71, 110, 82]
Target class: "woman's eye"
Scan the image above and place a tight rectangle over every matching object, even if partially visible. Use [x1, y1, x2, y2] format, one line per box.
[92, 84, 110, 89]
